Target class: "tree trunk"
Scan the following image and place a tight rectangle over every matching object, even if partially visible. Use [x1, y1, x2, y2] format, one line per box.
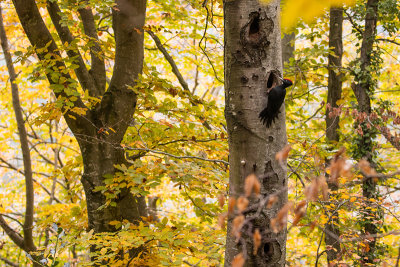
[281, 32, 295, 67]
[325, 7, 343, 265]
[80, 141, 147, 234]
[11, 0, 148, 261]
[351, 0, 380, 264]
[224, 0, 287, 266]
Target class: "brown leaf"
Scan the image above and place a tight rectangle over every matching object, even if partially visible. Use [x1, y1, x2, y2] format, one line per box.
[328, 147, 352, 184]
[253, 178, 261, 196]
[266, 195, 278, 208]
[275, 145, 291, 163]
[358, 159, 377, 176]
[237, 197, 249, 212]
[318, 176, 329, 201]
[292, 213, 303, 227]
[305, 179, 319, 201]
[218, 213, 227, 229]
[218, 194, 225, 208]
[228, 197, 236, 215]
[329, 157, 345, 184]
[305, 177, 328, 201]
[292, 199, 307, 227]
[270, 202, 293, 233]
[232, 253, 245, 267]
[244, 174, 260, 197]
[294, 200, 307, 215]
[253, 229, 262, 255]
[232, 215, 245, 239]
[244, 173, 261, 197]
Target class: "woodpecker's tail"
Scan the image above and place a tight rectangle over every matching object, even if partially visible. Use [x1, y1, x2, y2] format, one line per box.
[259, 108, 279, 128]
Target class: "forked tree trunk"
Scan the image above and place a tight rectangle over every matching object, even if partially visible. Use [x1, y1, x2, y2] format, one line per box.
[11, 0, 148, 261]
[224, 0, 287, 266]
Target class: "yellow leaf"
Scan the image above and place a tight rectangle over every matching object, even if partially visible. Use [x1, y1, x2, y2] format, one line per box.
[261, 0, 356, 31]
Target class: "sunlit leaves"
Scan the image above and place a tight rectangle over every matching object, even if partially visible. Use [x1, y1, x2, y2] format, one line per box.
[262, 0, 356, 30]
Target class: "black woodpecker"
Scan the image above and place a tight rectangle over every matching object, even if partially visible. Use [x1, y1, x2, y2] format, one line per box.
[259, 78, 293, 128]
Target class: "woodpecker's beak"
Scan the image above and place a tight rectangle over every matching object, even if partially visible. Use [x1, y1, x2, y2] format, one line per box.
[278, 76, 284, 82]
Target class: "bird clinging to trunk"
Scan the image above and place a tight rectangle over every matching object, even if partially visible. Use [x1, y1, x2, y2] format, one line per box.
[259, 78, 293, 128]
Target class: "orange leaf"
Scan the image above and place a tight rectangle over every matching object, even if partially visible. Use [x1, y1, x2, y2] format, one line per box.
[232, 215, 245, 239]
[218, 213, 227, 229]
[270, 202, 293, 233]
[253, 229, 262, 255]
[228, 197, 236, 215]
[237, 197, 249, 212]
[358, 159, 377, 176]
[232, 253, 245, 267]
[266, 195, 278, 208]
[275, 145, 291, 163]
[218, 194, 225, 208]
[244, 174, 261, 197]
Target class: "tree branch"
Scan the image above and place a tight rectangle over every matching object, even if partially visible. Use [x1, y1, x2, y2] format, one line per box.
[99, 0, 146, 142]
[127, 147, 228, 165]
[46, 0, 98, 96]
[0, 215, 25, 250]
[0, 156, 62, 203]
[146, 29, 211, 129]
[12, 0, 89, 133]
[146, 29, 190, 92]
[0, 5, 36, 252]
[376, 38, 400, 46]
[78, 3, 106, 94]
[0, 256, 20, 267]
[344, 10, 363, 36]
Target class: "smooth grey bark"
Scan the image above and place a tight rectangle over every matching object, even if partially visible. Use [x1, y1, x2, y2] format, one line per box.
[224, 0, 287, 266]
[325, 7, 343, 265]
[11, 0, 148, 261]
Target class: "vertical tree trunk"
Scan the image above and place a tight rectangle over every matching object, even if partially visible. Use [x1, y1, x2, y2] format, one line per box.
[325, 7, 343, 265]
[326, 8, 343, 143]
[224, 0, 287, 266]
[281, 32, 295, 67]
[351, 0, 380, 264]
[79, 141, 148, 234]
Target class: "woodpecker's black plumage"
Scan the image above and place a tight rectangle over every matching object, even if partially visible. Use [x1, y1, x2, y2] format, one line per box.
[259, 78, 293, 128]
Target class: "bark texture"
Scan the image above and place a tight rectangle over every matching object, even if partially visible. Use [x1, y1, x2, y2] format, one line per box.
[326, 8, 343, 143]
[281, 32, 295, 67]
[325, 7, 343, 265]
[224, 0, 287, 266]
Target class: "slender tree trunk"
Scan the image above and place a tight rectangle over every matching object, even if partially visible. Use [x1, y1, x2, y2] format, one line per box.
[224, 0, 287, 266]
[0, 6, 42, 266]
[351, 0, 380, 264]
[325, 7, 343, 265]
